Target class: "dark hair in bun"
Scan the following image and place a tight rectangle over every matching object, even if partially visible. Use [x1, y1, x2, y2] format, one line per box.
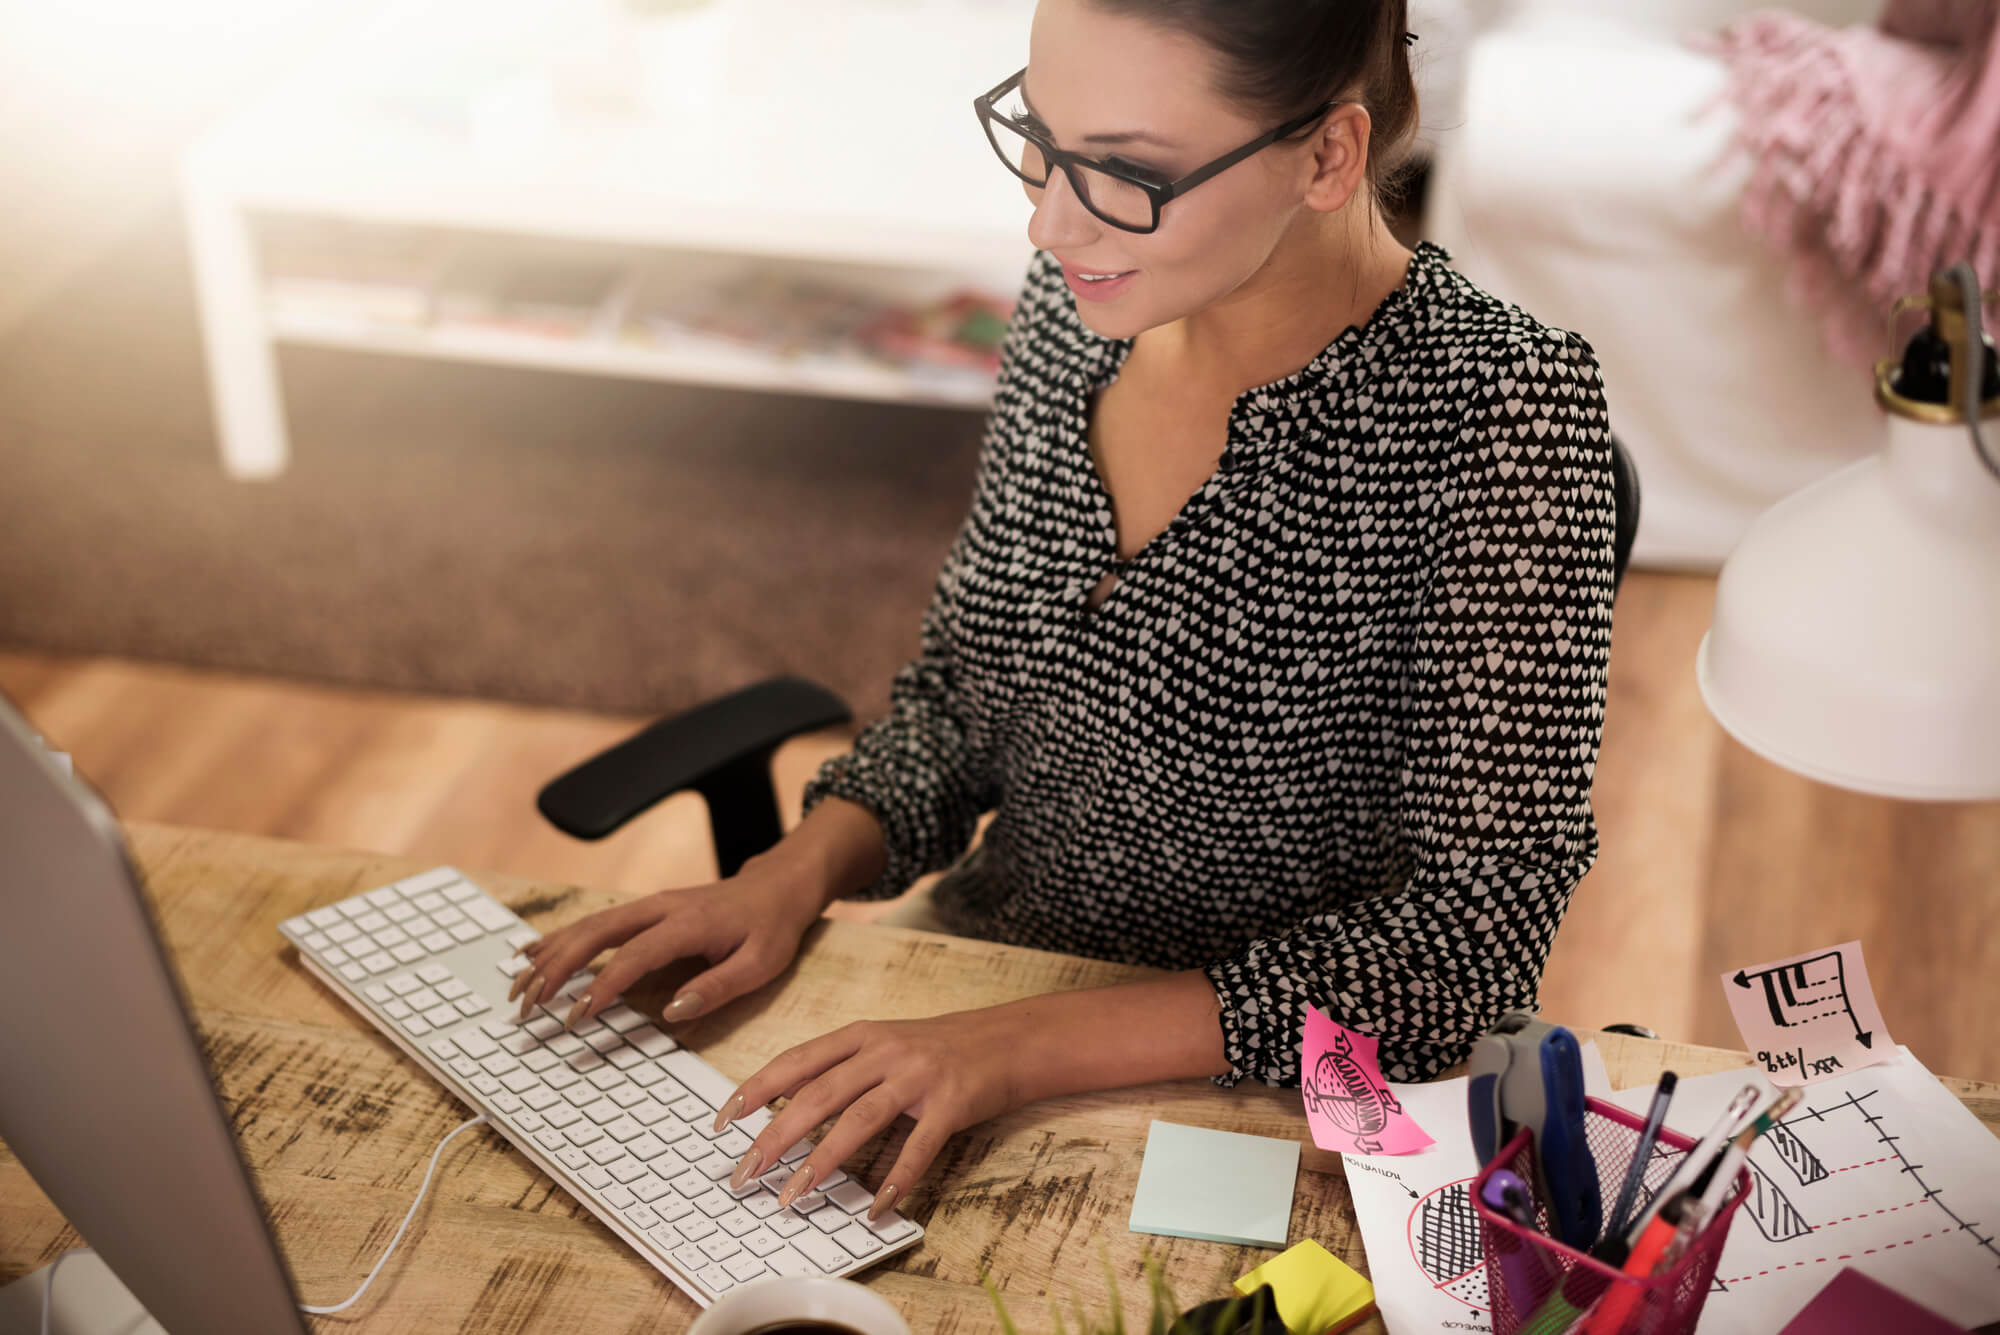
[1090, 0, 1421, 204]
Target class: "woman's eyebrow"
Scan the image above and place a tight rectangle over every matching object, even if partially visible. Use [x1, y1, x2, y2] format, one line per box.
[1018, 81, 1180, 149]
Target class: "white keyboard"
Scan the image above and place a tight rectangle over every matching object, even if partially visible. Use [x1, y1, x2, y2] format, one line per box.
[279, 866, 922, 1305]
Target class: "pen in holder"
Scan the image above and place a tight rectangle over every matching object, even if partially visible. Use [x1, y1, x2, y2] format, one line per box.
[1471, 1098, 1751, 1335]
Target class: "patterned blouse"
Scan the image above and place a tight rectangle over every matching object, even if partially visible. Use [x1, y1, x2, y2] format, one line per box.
[803, 242, 1616, 1085]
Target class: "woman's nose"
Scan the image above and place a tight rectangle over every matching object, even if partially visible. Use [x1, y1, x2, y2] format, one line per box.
[1025, 168, 1100, 253]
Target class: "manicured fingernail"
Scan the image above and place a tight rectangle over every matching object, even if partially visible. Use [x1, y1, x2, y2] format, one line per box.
[777, 1165, 816, 1210]
[662, 992, 705, 1023]
[729, 1147, 764, 1190]
[869, 1183, 898, 1222]
[713, 1093, 745, 1133]
[564, 995, 590, 1030]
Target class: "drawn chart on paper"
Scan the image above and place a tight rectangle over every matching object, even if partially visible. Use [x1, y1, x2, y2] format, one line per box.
[1611, 1051, 2000, 1334]
[1722, 941, 1894, 1086]
[1406, 1178, 1490, 1312]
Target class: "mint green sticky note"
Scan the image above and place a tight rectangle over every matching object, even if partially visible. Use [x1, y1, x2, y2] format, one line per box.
[1128, 1120, 1300, 1249]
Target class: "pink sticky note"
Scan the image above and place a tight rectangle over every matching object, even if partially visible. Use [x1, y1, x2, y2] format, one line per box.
[1300, 1005, 1435, 1155]
[1721, 940, 1895, 1087]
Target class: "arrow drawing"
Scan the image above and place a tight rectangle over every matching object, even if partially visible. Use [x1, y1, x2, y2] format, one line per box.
[1732, 950, 1872, 1048]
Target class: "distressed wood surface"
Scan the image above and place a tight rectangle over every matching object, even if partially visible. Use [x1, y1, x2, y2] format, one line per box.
[3, 824, 1995, 1335]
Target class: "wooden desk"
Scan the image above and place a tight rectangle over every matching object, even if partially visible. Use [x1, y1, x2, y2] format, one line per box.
[5, 825, 1997, 1332]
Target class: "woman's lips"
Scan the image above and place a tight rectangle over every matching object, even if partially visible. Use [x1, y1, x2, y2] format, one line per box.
[1060, 264, 1137, 302]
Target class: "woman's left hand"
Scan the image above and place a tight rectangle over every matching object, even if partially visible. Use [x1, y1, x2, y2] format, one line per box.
[712, 1008, 1031, 1221]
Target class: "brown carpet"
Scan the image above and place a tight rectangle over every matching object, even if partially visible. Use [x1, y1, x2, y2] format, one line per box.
[0, 209, 984, 721]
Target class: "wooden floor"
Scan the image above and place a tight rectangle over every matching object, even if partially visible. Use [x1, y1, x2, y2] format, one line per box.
[4, 570, 1996, 1081]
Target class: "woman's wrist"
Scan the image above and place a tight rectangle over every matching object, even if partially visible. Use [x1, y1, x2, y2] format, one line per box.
[742, 795, 887, 914]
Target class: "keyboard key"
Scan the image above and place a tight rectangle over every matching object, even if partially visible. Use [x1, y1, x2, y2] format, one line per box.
[385, 973, 420, 995]
[497, 955, 530, 978]
[660, 1051, 737, 1111]
[567, 1122, 605, 1148]
[405, 987, 442, 1011]
[832, 1223, 882, 1258]
[633, 1100, 678, 1129]
[506, 929, 540, 951]
[327, 922, 361, 945]
[413, 892, 448, 913]
[502, 1069, 539, 1094]
[384, 901, 418, 923]
[696, 1152, 735, 1182]
[633, 1174, 676, 1204]
[404, 914, 438, 937]
[792, 1229, 853, 1274]
[470, 1073, 501, 1095]
[864, 1213, 919, 1244]
[440, 878, 481, 902]
[514, 1112, 545, 1133]
[700, 1235, 742, 1263]
[557, 1146, 590, 1171]
[817, 1169, 849, 1192]
[825, 1180, 874, 1214]
[669, 1096, 710, 1124]
[522, 1087, 560, 1111]
[403, 1013, 433, 1035]
[454, 996, 490, 1017]
[543, 1066, 581, 1092]
[391, 943, 426, 964]
[586, 1141, 624, 1166]
[579, 1165, 612, 1190]
[696, 1265, 736, 1296]
[609, 1157, 650, 1184]
[719, 1209, 759, 1238]
[779, 1139, 814, 1165]
[623, 1202, 659, 1229]
[373, 925, 409, 948]
[547, 1034, 586, 1058]
[628, 1064, 668, 1090]
[604, 1116, 645, 1143]
[501, 1031, 539, 1056]
[667, 1169, 710, 1199]
[454, 1029, 500, 1059]
[723, 1253, 768, 1284]
[419, 932, 454, 954]
[398, 867, 462, 897]
[795, 1192, 829, 1216]
[608, 1085, 647, 1109]
[522, 1049, 559, 1072]
[480, 1054, 521, 1078]
[745, 1191, 784, 1219]
[365, 887, 403, 908]
[629, 1027, 679, 1058]
[421, 1002, 457, 1027]
[338, 963, 369, 982]
[449, 922, 484, 944]
[304, 932, 332, 952]
[602, 1184, 635, 1209]
[450, 1056, 480, 1078]
[306, 906, 343, 929]
[481, 1017, 517, 1037]
[626, 1133, 669, 1162]
[723, 1177, 762, 1201]
[569, 1051, 608, 1075]
[768, 1213, 809, 1239]
[525, 1014, 563, 1040]
[588, 1068, 625, 1092]
[323, 947, 351, 966]
[742, 1227, 784, 1257]
[433, 906, 467, 927]
[598, 1005, 646, 1033]
[428, 1038, 460, 1059]
[414, 962, 451, 984]
[354, 912, 389, 933]
[718, 1130, 754, 1159]
[467, 900, 515, 932]
[543, 1103, 582, 1128]
[606, 1047, 645, 1070]
[491, 1092, 522, 1115]
[765, 1245, 816, 1278]
[337, 899, 372, 919]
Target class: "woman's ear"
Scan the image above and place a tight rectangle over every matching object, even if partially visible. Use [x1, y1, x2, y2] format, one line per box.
[1302, 103, 1373, 214]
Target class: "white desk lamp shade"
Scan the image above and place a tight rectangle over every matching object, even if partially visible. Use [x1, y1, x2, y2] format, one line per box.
[1697, 268, 2000, 800]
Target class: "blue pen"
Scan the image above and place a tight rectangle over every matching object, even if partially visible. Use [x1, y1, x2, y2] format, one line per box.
[1468, 1015, 1602, 1249]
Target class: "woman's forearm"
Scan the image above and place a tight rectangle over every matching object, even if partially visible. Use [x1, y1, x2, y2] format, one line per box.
[1002, 970, 1232, 1107]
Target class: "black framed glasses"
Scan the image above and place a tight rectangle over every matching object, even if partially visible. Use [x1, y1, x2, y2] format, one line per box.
[973, 68, 1336, 235]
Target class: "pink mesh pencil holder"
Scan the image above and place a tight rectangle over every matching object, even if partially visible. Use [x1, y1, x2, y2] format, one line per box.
[1470, 1096, 1751, 1335]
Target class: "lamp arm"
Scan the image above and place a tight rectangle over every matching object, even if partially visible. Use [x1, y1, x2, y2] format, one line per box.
[1945, 262, 2000, 484]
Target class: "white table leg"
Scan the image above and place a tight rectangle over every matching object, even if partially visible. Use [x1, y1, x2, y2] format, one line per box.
[180, 166, 289, 479]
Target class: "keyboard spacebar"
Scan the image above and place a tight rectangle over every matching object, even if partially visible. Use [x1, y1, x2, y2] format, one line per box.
[660, 1049, 738, 1111]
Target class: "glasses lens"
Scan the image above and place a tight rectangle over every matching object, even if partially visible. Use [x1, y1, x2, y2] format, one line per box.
[983, 83, 1158, 232]
[1068, 163, 1156, 231]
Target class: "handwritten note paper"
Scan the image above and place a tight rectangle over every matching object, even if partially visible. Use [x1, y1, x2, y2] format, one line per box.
[1300, 1006, 1434, 1155]
[1722, 941, 1895, 1086]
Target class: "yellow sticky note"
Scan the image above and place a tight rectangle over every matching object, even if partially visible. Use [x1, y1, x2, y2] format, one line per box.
[1235, 1239, 1375, 1335]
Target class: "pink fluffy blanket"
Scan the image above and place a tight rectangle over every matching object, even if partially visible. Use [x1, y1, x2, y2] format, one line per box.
[1708, 0, 2000, 367]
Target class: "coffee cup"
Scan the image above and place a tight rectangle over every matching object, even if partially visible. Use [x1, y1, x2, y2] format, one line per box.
[686, 1275, 912, 1335]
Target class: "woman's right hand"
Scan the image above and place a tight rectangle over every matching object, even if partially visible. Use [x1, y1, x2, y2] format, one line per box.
[508, 854, 830, 1031]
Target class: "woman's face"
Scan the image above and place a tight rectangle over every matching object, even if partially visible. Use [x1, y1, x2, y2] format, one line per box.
[1021, 0, 1328, 341]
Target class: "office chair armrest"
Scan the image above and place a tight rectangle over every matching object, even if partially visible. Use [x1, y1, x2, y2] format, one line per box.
[536, 677, 851, 854]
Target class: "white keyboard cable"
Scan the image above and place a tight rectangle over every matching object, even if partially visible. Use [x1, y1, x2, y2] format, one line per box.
[41, 1113, 495, 1330]
[299, 1112, 490, 1315]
